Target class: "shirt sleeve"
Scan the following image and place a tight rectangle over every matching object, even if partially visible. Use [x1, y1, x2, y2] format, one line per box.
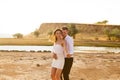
[67, 37, 74, 54]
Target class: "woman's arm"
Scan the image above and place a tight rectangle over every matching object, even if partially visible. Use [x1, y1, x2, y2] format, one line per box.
[51, 43, 57, 59]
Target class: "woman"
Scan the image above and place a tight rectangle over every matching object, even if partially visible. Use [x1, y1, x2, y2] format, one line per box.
[51, 29, 68, 80]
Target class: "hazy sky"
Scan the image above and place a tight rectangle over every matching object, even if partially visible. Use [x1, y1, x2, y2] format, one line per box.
[0, 0, 120, 35]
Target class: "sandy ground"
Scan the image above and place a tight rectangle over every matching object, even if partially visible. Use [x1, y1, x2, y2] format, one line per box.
[0, 52, 120, 80]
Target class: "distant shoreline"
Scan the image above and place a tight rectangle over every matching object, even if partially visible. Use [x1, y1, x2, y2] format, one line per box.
[0, 50, 119, 54]
[0, 50, 51, 53]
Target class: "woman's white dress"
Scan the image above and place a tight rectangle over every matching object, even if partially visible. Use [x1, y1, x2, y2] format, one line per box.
[51, 44, 65, 69]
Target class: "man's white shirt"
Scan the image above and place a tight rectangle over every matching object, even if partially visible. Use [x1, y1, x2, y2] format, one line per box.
[65, 35, 74, 57]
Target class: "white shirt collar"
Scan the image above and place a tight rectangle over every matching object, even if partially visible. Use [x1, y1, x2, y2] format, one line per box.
[65, 35, 69, 39]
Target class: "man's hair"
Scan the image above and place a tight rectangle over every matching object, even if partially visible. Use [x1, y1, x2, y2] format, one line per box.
[62, 27, 68, 31]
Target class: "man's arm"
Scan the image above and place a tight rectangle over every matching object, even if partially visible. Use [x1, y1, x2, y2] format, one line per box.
[66, 37, 74, 57]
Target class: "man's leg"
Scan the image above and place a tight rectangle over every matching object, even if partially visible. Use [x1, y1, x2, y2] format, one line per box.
[62, 58, 73, 80]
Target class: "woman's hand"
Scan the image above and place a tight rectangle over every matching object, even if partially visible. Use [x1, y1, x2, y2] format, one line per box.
[52, 53, 57, 59]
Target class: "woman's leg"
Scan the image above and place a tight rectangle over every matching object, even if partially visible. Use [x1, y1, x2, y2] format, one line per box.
[55, 68, 63, 80]
[51, 67, 57, 80]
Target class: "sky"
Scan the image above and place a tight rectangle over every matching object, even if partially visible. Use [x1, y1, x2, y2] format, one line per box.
[0, 0, 120, 37]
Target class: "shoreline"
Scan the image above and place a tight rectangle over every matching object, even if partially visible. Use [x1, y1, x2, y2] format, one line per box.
[0, 50, 120, 54]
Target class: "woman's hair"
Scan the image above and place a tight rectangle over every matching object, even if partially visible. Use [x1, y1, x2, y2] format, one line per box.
[54, 29, 63, 42]
[49, 29, 63, 43]
[54, 29, 62, 35]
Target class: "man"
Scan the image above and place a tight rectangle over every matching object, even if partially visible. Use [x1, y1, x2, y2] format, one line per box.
[61, 27, 74, 80]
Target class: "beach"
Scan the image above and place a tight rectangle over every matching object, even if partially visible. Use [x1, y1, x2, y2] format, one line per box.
[0, 52, 120, 80]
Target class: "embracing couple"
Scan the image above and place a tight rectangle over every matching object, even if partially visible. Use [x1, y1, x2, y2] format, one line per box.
[51, 27, 74, 80]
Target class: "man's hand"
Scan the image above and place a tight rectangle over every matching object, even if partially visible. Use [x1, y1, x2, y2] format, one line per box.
[66, 53, 71, 58]
[52, 53, 57, 59]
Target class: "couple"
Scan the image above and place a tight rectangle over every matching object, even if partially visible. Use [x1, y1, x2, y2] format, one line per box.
[51, 27, 74, 80]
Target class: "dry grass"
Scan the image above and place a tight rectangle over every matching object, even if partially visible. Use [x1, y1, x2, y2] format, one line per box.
[0, 38, 120, 47]
[74, 40, 120, 47]
[0, 38, 52, 46]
